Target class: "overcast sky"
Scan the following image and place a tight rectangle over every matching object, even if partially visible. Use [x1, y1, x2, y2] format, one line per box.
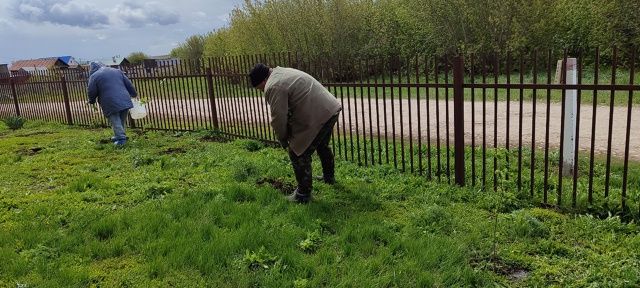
[0, 0, 243, 65]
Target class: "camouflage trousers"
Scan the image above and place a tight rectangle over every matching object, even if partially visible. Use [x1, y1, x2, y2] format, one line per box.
[288, 114, 339, 196]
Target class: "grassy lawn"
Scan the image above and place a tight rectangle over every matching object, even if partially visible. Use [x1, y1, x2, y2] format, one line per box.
[0, 122, 639, 287]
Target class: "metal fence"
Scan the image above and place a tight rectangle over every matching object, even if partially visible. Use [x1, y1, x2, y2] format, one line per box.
[1, 49, 639, 219]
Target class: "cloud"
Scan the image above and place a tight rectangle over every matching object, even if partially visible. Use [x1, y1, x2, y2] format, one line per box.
[0, 18, 15, 30]
[113, 1, 179, 27]
[11, 0, 109, 28]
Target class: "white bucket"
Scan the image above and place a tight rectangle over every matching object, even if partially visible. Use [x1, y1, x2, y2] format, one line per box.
[130, 98, 147, 119]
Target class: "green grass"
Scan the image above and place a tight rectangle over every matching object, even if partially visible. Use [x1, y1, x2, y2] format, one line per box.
[331, 132, 640, 220]
[1, 122, 639, 286]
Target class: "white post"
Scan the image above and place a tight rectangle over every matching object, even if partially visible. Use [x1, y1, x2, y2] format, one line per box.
[557, 58, 578, 177]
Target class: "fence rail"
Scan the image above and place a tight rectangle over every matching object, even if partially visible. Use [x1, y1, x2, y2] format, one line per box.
[1, 48, 639, 219]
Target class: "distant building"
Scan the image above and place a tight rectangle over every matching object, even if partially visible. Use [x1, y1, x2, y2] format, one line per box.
[0, 64, 8, 75]
[9, 57, 69, 73]
[95, 56, 131, 69]
[58, 56, 81, 68]
[146, 55, 180, 68]
[138, 55, 181, 77]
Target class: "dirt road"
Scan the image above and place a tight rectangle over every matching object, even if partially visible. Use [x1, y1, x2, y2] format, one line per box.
[3, 97, 638, 161]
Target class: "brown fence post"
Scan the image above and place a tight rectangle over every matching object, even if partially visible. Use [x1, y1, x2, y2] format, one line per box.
[453, 55, 466, 186]
[206, 67, 219, 130]
[9, 77, 20, 116]
[60, 75, 73, 125]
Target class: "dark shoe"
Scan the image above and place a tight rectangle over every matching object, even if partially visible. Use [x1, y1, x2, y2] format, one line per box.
[286, 189, 312, 204]
[314, 175, 336, 185]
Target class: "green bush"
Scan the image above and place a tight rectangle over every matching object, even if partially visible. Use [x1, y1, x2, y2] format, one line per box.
[3, 116, 26, 130]
[237, 139, 264, 152]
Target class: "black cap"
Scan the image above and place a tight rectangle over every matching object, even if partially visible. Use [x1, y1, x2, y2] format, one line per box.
[249, 63, 270, 87]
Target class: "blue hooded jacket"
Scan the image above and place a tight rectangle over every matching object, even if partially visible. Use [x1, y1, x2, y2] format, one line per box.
[87, 62, 137, 116]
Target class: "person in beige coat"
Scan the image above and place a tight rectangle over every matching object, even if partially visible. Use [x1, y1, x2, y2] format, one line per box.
[249, 63, 342, 203]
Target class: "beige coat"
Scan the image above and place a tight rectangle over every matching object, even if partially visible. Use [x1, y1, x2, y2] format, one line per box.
[264, 67, 342, 156]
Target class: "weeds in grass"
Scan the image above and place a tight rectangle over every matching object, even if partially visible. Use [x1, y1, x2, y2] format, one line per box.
[241, 247, 280, 270]
[146, 185, 173, 200]
[3, 116, 26, 130]
[239, 139, 265, 152]
[231, 158, 259, 182]
[298, 230, 322, 253]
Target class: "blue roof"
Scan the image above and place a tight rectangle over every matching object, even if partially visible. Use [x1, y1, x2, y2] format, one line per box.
[58, 56, 73, 65]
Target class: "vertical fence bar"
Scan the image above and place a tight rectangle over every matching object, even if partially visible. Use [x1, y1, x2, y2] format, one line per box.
[228, 56, 242, 136]
[425, 55, 433, 180]
[367, 58, 376, 166]
[218, 56, 231, 134]
[246, 55, 259, 138]
[621, 48, 635, 213]
[10, 78, 21, 116]
[351, 59, 361, 165]
[482, 57, 488, 189]
[558, 49, 568, 206]
[399, 57, 406, 172]
[258, 54, 270, 140]
[445, 58, 451, 184]
[168, 60, 181, 130]
[346, 62, 355, 162]
[407, 57, 414, 174]
[493, 53, 499, 192]
[253, 54, 269, 140]
[506, 52, 511, 181]
[453, 55, 465, 186]
[198, 60, 209, 130]
[60, 75, 73, 125]
[188, 60, 198, 130]
[246, 55, 261, 139]
[530, 50, 538, 197]
[374, 58, 383, 165]
[156, 61, 169, 129]
[234, 55, 248, 136]
[588, 48, 600, 204]
[435, 55, 442, 181]
[183, 60, 194, 131]
[358, 59, 368, 167]
[382, 56, 390, 165]
[330, 61, 342, 159]
[470, 55, 476, 186]
[339, 60, 349, 161]
[238, 55, 254, 138]
[572, 51, 584, 207]
[543, 50, 552, 204]
[518, 54, 524, 191]
[604, 47, 617, 199]
[191, 60, 204, 130]
[416, 56, 423, 175]
[390, 57, 398, 169]
[206, 67, 219, 130]
[174, 60, 187, 130]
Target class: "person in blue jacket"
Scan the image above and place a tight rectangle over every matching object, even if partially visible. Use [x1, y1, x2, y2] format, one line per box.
[87, 62, 138, 146]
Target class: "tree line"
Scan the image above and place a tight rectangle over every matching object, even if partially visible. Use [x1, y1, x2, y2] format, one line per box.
[168, 0, 638, 79]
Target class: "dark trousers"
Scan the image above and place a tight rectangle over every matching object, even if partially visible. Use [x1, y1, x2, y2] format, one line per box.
[288, 114, 339, 195]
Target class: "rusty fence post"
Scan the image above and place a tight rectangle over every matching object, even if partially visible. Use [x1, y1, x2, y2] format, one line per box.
[60, 75, 73, 125]
[453, 55, 466, 186]
[206, 67, 220, 130]
[10, 77, 20, 116]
